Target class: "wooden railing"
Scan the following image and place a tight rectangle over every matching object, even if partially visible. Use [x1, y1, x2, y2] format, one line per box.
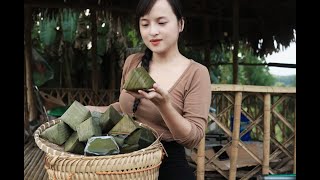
[39, 88, 120, 106]
[195, 84, 296, 180]
[39, 84, 296, 180]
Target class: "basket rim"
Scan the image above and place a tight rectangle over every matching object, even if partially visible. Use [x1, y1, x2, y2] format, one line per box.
[34, 118, 164, 159]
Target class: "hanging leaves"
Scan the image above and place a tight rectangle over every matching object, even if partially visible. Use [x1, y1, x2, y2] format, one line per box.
[60, 9, 79, 43]
[39, 14, 58, 46]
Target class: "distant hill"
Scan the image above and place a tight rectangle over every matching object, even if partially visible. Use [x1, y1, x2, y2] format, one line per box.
[273, 74, 296, 87]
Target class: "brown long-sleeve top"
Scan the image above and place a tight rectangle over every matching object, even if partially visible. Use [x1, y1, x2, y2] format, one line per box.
[111, 53, 211, 149]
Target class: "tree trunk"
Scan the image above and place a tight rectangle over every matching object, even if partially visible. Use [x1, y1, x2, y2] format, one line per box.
[110, 50, 116, 90]
[232, 0, 239, 85]
[63, 44, 73, 88]
[91, 9, 99, 92]
[202, 0, 211, 69]
[24, 7, 37, 122]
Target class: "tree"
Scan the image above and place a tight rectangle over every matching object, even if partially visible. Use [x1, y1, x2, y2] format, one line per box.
[239, 46, 275, 86]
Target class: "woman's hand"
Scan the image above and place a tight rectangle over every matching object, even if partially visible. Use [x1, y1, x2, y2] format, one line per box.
[126, 83, 170, 107]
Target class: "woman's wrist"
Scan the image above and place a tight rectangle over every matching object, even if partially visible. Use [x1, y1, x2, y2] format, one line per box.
[157, 100, 172, 112]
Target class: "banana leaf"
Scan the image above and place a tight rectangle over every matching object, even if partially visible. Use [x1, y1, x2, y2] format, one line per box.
[138, 127, 156, 149]
[64, 131, 85, 155]
[84, 136, 120, 156]
[60, 9, 79, 43]
[91, 111, 102, 127]
[39, 16, 58, 46]
[99, 105, 123, 133]
[120, 144, 139, 154]
[108, 115, 139, 135]
[77, 117, 102, 142]
[40, 121, 72, 145]
[124, 128, 142, 145]
[123, 67, 155, 92]
[59, 100, 91, 131]
[112, 134, 128, 147]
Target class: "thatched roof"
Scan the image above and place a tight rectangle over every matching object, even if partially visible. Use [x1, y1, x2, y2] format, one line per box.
[24, 0, 296, 57]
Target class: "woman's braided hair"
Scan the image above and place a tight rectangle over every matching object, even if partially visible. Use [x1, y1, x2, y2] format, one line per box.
[132, 48, 152, 119]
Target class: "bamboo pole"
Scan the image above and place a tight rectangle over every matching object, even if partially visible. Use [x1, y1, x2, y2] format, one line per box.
[229, 92, 242, 180]
[232, 0, 239, 84]
[91, 9, 99, 92]
[283, 101, 288, 141]
[24, 63, 31, 137]
[293, 99, 296, 174]
[238, 142, 262, 164]
[24, 7, 37, 122]
[210, 84, 296, 93]
[196, 137, 206, 180]
[208, 163, 229, 179]
[273, 111, 294, 132]
[202, 0, 211, 69]
[62, 44, 73, 88]
[262, 93, 271, 174]
[240, 165, 262, 180]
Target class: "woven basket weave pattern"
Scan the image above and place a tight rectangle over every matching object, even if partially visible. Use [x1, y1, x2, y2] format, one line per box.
[35, 119, 164, 180]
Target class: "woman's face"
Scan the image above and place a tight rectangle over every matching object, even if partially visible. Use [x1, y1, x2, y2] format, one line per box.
[139, 0, 183, 55]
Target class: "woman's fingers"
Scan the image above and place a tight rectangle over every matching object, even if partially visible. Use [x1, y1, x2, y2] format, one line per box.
[153, 83, 167, 96]
[125, 89, 145, 99]
[126, 84, 169, 105]
[138, 89, 157, 99]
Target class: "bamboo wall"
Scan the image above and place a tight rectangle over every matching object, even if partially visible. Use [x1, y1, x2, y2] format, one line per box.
[37, 84, 296, 179]
[204, 84, 296, 180]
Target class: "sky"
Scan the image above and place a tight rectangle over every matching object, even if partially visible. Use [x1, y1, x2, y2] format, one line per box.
[264, 42, 296, 76]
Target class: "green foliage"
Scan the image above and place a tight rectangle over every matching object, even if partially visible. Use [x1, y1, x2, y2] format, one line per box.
[123, 22, 141, 48]
[274, 124, 284, 143]
[210, 44, 233, 84]
[39, 15, 58, 46]
[239, 48, 275, 86]
[180, 45, 203, 64]
[30, 9, 285, 89]
[31, 21, 45, 54]
[180, 41, 277, 86]
[127, 29, 139, 47]
[206, 43, 276, 85]
[274, 75, 296, 87]
[60, 9, 79, 43]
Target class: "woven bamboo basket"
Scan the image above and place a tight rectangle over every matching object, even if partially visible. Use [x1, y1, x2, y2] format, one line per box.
[34, 119, 164, 180]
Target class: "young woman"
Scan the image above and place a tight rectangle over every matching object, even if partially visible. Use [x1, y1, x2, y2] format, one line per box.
[87, 0, 211, 179]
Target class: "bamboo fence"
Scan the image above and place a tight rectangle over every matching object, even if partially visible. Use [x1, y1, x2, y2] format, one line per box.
[24, 84, 296, 180]
[205, 84, 296, 180]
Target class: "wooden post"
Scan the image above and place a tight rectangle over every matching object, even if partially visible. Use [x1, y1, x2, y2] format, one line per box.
[229, 92, 242, 180]
[202, 0, 211, 69]
[91, 9, 99, 92]
[262, 93, 271, 174]
[196, 137, 206, 180]
[232, 0, 239, 84]
[24, 7, 37, 122]
[293, 99, 296, 174]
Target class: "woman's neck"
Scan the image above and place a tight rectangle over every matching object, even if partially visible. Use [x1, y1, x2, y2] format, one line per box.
[152, 47, 183, 65]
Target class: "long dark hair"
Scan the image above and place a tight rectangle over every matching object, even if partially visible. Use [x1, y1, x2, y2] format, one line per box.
[132, 0, 184, 118]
